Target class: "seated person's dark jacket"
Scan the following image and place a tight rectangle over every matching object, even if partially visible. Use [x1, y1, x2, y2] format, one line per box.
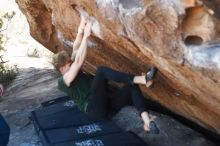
[0, 114, 10, 146]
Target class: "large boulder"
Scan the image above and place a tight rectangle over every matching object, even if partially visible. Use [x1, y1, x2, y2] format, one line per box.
[16, 0, 220, 135]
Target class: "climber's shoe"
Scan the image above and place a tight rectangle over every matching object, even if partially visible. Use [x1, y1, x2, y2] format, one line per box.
[147, 121, 160, 134]
[145, 66, 157, 88]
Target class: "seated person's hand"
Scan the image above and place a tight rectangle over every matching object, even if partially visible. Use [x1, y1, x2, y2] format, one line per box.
[0, 84, 4, 96]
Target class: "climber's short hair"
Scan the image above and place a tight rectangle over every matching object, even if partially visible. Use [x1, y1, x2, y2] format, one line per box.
[52, 50, 72, 71]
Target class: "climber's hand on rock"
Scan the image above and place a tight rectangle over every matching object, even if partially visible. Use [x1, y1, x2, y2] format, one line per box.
[78, 15, 87, 32]
[84, 20, 92, 38]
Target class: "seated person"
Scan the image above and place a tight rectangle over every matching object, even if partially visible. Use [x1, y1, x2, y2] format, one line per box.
[0, 84, 10, 145]
[0, 84, 4, 97]
[52, 16, 158, 133]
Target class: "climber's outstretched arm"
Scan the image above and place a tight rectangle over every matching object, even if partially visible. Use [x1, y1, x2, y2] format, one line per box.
[71, 15, 87, 61]
[63, 21, 91, 86]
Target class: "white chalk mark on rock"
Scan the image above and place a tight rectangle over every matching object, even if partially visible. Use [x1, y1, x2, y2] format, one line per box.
[186, 43, 220, 70]
[76, 7, 103, 39]
[57, 31, 73, 47]
[90, 17, 103, 39]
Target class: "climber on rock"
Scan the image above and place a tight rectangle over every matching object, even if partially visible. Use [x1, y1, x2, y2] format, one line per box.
[52, 15, 159, 133]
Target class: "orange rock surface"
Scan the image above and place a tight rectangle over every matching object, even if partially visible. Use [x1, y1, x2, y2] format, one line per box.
[16, 0, 220, 135]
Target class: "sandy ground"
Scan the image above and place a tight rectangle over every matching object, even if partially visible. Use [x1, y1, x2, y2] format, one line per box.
[0, 0, 218, 146]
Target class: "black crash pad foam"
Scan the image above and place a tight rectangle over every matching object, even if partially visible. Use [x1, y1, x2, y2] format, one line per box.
[41, 96, 71, 107]
[39, 120, 122, 144]
[31, 98, 99, 134]
[54, 131, 148, 146]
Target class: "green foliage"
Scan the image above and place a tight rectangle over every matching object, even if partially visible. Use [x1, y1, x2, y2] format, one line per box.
[0, 19, 3, 31]
[0, 13, 18, 86]
[0, 17, 4, 51]
[0, 64, 18, 86]
[3, 11, 15, 20]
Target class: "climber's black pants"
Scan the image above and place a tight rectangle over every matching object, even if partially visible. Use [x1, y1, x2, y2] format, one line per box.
[87, 66, 146, 119]
[0, 114, 10, 146]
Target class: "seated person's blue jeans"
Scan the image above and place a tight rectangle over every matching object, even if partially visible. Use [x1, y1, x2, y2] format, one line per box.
[0, 114, 10, 146]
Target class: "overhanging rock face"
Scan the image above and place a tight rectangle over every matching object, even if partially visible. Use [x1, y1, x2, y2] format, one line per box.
[16, 0, 220, 135]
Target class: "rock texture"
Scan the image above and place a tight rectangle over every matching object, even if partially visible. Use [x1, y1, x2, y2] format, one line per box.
[113, 107, 216, 146]
[16, 0, 220, 135]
